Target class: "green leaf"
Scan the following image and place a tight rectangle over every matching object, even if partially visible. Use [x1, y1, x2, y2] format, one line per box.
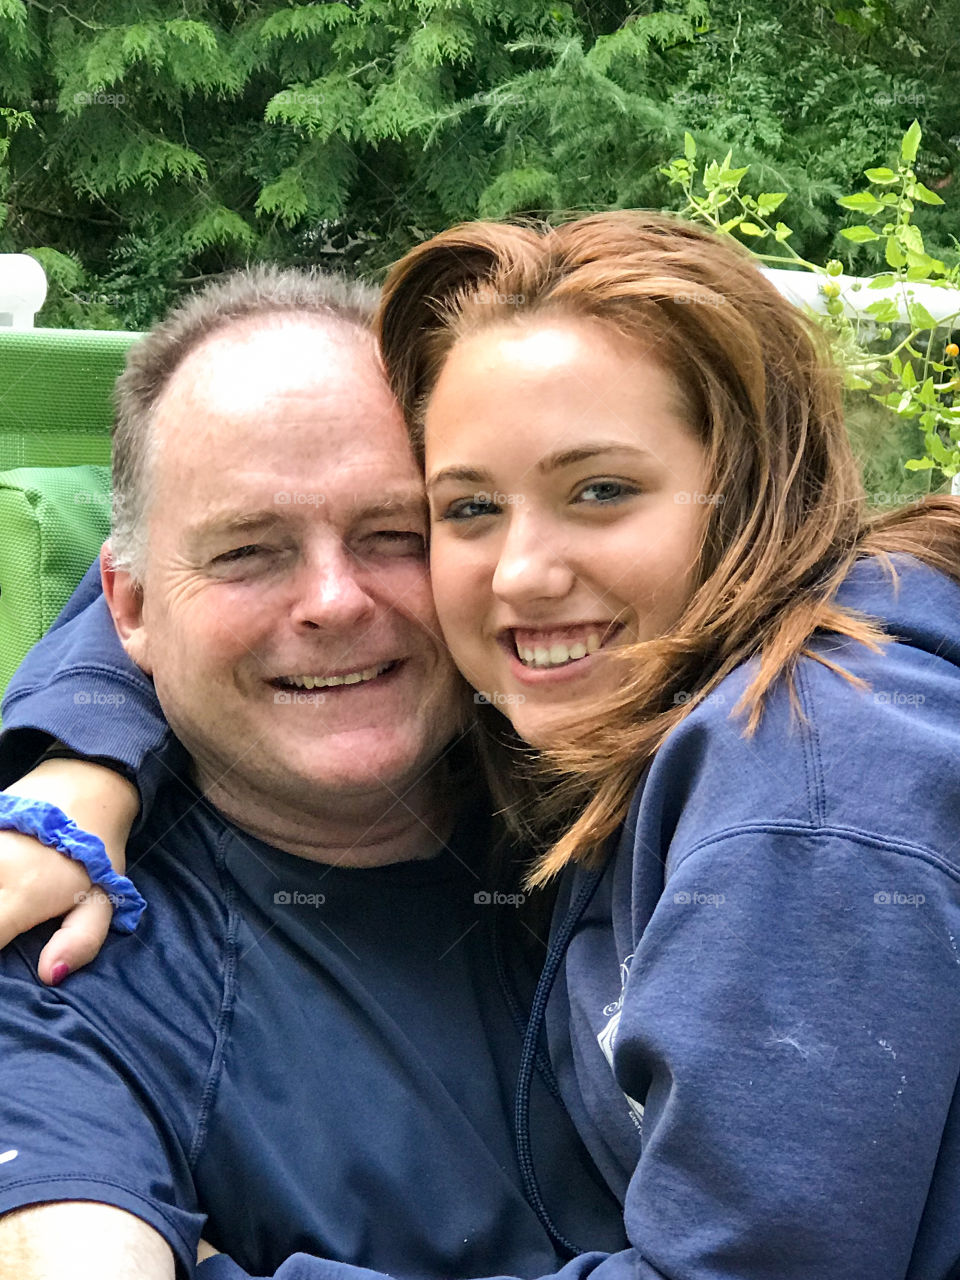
[908, 301, 939, 331]
[774, 222, 792, 241]
[918, 377, 938, 407]
[684, 131, 696, 161]
[841, 224, 880, 242]
[885, 238, 907, 268]
[921, 410, 939, 431]
[864, 167, 898, 184]
[837, 192, 884, 215]
[925, 431, 952, 465]
[905, 457, 936, 470]
[865, 298, 899, 324]
[898, 223, 924, 254]
[756, 192, 787, 214]
[738, 221, 765, 236]
[901, 120, 922, 164]
[718, 165, 749, 185]
[868, 274, 896, 289]
[902, 361, 918, 388]
[913, 183, 946, 206]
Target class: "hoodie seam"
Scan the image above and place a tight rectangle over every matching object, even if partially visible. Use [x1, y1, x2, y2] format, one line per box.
[669, 820, 960, 887]
[186, 823, 239, 1170]
[795, 664, 826, 827]
[2, 664, 156, 710]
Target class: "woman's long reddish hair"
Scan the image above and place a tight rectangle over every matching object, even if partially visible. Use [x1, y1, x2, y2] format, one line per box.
[377, 211, 960, 886]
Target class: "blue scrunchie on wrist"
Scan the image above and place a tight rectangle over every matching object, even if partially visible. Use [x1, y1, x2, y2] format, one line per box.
[0, 794, 146, 933]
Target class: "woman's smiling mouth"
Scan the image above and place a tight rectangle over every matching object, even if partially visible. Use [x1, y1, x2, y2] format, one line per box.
[497, 623, 626, 675]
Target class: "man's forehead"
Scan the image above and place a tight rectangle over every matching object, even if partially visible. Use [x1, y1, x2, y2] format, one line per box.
[164, 316, 378, 416]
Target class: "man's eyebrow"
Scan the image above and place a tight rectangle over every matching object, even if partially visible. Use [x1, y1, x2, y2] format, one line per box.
[351, 493, 427, 521]
[427, 445, 655, 491]
[188, 510, 284, 543]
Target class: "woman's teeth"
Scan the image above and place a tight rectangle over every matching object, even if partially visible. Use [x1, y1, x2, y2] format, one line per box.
[516, 633, 603, 669]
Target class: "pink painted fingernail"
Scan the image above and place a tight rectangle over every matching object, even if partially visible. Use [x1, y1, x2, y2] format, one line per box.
[50, 962, 70, 986]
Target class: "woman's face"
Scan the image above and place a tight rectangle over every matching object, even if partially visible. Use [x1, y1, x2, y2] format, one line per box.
[424, 316, 710, 746]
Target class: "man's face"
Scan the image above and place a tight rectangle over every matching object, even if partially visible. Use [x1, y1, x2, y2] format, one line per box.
[115, 318, 464, 812]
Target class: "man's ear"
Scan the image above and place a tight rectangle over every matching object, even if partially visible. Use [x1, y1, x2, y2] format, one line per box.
[100, 540, 153, 676]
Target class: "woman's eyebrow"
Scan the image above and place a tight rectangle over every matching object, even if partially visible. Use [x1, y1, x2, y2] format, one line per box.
[538, 443, 655, 473]
[426, 466, 490, 491]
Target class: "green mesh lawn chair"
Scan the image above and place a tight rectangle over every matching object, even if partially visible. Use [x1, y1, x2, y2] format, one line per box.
[0, 327, 141, 709]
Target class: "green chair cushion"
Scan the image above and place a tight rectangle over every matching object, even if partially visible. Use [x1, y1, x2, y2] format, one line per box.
[0, 328, 139, 470]
[0, 465, 111, 708]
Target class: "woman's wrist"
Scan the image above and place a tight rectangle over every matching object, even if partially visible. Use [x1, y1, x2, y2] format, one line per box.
[3, 756, 139, 874]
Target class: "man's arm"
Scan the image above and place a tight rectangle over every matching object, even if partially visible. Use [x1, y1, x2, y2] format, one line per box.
[0, 1201, 174, 1279]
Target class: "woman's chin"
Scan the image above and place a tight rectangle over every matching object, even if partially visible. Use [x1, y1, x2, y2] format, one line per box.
[507, 701, 589, 750]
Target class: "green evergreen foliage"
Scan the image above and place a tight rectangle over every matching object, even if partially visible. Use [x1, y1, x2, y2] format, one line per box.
[0, 0, 954, 335]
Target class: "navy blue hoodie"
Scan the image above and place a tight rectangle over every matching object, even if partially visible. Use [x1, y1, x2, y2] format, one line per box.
[5, 552, 960, 1279]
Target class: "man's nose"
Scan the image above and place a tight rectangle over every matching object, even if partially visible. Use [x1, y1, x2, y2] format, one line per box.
[491, 513, 575, 605]
[290, 548, 378, 631]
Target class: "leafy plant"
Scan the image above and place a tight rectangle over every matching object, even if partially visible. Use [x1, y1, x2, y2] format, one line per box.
[662, 122, 960, 496]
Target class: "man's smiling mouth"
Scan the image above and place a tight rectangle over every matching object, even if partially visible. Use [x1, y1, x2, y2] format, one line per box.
[273, 660, 398, 690]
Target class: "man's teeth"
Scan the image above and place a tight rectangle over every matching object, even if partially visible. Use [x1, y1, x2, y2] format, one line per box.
[517, 633, 603, 668]
[279, 664, 388, 689]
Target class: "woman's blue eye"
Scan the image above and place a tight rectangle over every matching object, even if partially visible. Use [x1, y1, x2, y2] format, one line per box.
[440, 497, 499, 522]
[577, 480, 635, 504]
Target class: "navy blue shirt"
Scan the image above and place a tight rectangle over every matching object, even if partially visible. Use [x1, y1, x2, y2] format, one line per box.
[8, 554, 960, 1279]
[0, 773, 625, 1277]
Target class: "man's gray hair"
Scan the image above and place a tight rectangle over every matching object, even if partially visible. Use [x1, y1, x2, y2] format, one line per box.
[110, 264, 379, 578]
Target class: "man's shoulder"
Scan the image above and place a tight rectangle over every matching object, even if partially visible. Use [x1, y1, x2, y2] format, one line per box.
[6, 776, 232, 1060]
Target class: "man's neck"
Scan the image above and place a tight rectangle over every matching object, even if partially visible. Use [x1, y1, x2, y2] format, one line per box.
[194, 765, 454, 868]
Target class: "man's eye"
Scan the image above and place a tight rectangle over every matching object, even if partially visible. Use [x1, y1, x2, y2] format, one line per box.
[367, 531, 426, 555]
[575, 480, 637, 504]
[214, 545, 265, 564]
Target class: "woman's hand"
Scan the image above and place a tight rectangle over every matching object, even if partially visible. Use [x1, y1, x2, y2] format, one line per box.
[0, 755, 139, 983]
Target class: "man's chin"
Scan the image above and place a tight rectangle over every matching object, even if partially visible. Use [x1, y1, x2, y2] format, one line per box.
[262, 730, 441, 797]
